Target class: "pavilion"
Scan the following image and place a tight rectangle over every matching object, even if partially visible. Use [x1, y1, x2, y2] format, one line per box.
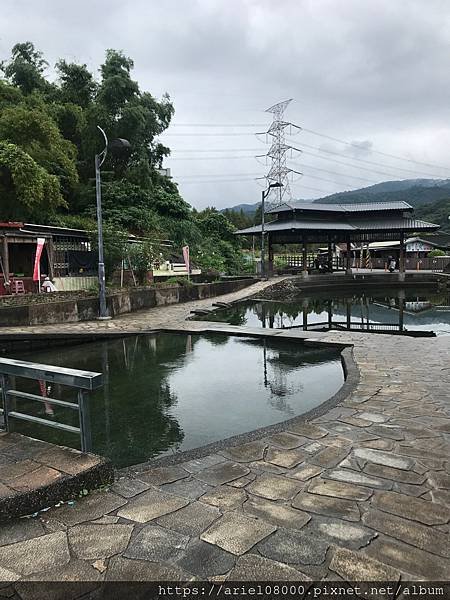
[235, 200, 440, 279]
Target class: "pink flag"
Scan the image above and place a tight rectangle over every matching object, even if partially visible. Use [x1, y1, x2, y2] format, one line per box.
[182, 245, 190, 273]
[33, 238, 46, 281]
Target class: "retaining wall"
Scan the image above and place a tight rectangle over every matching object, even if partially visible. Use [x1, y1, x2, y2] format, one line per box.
[0, 279, 255, 327]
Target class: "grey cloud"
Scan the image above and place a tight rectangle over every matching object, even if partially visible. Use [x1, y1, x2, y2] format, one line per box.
[1, 0, 450, 209]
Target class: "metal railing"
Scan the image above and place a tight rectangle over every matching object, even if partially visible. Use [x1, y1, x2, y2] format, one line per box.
[0, 358, 103, 452]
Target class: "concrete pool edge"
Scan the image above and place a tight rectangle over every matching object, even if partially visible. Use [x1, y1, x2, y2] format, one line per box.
[0, 326, 357, 511]
[121, 331, 358, 477]
[0, 435, 113, 523]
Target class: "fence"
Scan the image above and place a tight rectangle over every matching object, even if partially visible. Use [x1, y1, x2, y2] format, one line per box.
[0, 358, 102, 452]
[280, 255, 346, 271]
[278, 254, 450, 273]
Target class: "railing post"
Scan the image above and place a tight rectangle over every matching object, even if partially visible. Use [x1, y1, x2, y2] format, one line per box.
[78, 389, 92, 453]
[0, 374, 10, 431]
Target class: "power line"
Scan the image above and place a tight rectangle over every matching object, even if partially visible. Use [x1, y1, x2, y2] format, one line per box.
[300, 127, 450, 173]
[178, 178, 259, 185]
[176, 172, 263, 178]
[290, 161, 379, 184]
[170, 148, 262, 152]
[163, 132, 258, 137]
[168, 155, 255, 161]
[290, 140, 449, 180]
[171, 123, 267, 127]
[294, 146, 420, 179]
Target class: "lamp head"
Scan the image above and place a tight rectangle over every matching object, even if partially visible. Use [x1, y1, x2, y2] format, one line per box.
[108, 138, 131, 157]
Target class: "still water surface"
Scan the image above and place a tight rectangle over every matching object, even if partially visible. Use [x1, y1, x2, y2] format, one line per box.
[194, 287, 450, 336]
[12, 333, 343, 467]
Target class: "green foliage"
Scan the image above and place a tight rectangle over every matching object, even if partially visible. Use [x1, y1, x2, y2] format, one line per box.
[56, 60, 97, 108]
[0, 141, 64, 220]
[2, 42, 48, 94]
[162, 276, 193, 287]
[416, 198, 450, 232]
[428, 249, 446, 257]
[89, 223, 128, 279]
[196, 208, 236, 241]
[128, 240, 164, 284]
[0, 41, 248, 277]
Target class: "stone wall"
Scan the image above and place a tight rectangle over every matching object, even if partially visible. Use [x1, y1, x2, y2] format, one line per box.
[0, 279, 255, 327]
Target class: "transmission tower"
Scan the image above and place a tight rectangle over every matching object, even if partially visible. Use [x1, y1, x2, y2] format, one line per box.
[256, 99, 302, 207]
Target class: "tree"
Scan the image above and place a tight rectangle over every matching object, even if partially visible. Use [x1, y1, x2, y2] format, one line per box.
[0, 42, 249, 277]
[0, 142, 64, 220]
[196, 208, 236, 242]
[56, 60, 97, 108]
[2, 42, 48, 94]
[0, 103, 78, 199]
[89, 223, 128, 281]
[128, 240, 165, 284]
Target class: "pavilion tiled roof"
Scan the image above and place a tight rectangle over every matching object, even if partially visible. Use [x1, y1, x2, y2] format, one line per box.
[236, 200, 438, 237]
[266, 200, 413, 214]
[235, 217, 439, 236]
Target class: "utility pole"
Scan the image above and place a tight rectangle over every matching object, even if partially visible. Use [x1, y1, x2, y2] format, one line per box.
[94, 127, 131, 319]
[95, 127, 109, 320]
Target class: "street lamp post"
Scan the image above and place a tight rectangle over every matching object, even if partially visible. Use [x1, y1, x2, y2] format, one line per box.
[95, 127, 130, 319]
[260, 182, 282, 279]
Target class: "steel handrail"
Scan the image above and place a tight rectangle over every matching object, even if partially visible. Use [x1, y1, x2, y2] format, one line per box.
[0, 357, 102, 452]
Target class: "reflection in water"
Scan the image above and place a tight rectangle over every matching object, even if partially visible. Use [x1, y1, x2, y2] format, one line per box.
[11, 333, 343, 468]
[195, 287, 450, 336]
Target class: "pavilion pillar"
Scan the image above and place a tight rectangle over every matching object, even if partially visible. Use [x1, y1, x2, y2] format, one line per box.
[346, 298, 351, 329]
[398, 233, 405, 282]
[302, 241, 308, 278]
[327, 239, 333, 272]
[2, 236, 10, 291]
[346, 236, 352, 275]
[328, 299, 333, 328]
[398, 289, 405, 332]
[268, 234, 274, 277]
[302, 299, 308, 331]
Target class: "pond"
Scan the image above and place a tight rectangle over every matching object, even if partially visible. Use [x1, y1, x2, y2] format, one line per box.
[193, 286, 450, 336]
[10, 332, 344, 468]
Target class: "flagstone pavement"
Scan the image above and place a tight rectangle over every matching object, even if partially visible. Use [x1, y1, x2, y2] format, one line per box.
[0, 278, 449, 584]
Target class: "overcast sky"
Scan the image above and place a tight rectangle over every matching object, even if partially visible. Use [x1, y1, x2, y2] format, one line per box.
[2, 0, 450, 210]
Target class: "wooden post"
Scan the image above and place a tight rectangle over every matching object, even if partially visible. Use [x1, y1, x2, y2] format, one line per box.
[327, 239, 333, 272]
[302, 242, 308, 277]
[46, 237, 55, 280]
[2, 236, 10, 290]
[398, 290, 405, 332]
[302, 299, 308, 331]
[399, 233, 405, 281]
[268, 234, 274, 277]
[346, 236, 352, 274]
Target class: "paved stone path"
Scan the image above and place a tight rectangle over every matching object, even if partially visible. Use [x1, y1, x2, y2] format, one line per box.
[0, 280, 449, 583]
[0, 278, 280, 336]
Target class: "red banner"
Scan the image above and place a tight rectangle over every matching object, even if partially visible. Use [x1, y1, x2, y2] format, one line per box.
[182, 245, 190, 273]
[32, 238, 46, 281]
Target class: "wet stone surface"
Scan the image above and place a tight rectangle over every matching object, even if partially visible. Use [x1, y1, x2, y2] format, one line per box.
[0, 281, 449, 582]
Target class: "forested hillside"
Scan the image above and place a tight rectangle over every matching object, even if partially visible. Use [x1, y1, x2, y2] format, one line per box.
[0, 42, 245, 273]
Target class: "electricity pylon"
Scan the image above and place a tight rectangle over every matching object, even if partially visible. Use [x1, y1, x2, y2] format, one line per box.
[256, 99, 302, 208]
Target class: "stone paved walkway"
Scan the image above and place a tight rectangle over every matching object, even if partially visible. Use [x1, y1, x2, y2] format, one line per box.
[0, 278, 280, 336]
[0, 280, 449, 583]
